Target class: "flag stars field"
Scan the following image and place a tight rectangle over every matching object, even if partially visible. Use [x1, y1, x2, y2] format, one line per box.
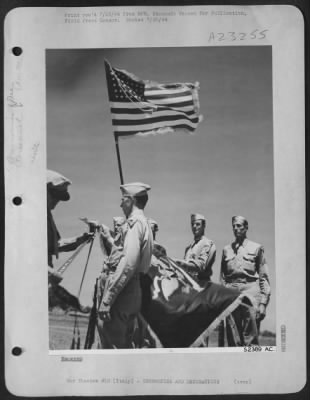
[105, 59, 202, 137]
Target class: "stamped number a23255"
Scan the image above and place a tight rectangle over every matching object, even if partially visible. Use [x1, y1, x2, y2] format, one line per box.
[208, 30, 268, 43]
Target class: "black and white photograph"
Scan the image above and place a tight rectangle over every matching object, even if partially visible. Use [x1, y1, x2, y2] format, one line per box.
[4, 5, 306, 396]
[46, 47, 275, 350]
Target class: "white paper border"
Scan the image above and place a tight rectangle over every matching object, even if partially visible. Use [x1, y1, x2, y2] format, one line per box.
[4, 5, 306, 396]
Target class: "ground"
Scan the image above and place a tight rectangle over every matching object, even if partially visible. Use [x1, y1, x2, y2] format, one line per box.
[49, 312, 276, 350]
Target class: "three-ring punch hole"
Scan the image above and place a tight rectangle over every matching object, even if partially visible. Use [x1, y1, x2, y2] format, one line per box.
[12, 47, 22, 56]
[12, 196, 22, 206]
[12, 347, 22, 356]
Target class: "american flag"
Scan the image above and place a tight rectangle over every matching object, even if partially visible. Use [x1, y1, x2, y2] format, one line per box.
[104, 60, 202, 138]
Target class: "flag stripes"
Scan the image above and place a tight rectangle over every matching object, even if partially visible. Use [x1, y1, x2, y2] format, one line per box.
[113, 121, 199, 132]
[116, 125, 196, 137]
[110, 102, 194, 111]
[104, 60, 202, 137]
[146, 92, 192, 100]
[111, 109, 197, 120]
[112, 115, 199, 127]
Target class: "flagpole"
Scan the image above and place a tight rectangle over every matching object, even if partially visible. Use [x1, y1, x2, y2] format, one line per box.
[114, 133, 124, 184]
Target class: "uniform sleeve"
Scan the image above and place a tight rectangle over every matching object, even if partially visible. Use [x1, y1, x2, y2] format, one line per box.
[101, 220, 143, 306]
[58, 236, 82, 252]
[184, 245, 190, 259]
[186, 241, 213, 272]
[256, 246, 271, 305]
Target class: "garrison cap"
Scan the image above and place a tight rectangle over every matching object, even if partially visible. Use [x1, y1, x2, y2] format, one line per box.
[47, 170, 71, 201]
[120, 182, 151, 197]
[232, 215, 248, 228]
[47, 170, 72, 187]
[113, 216, 125, 225]
[191, 213, 206, 223]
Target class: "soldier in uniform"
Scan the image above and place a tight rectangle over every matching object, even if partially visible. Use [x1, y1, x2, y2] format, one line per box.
[112, 216, 125, 246]
[148, 218, 167, 258]
[47, 170, 93, 312]
[97, 182, 153, 348]
[175, 213, 216, 285]
[142, 217, 258, 347]
[220, 215, 271, 341]
[113, 216, 126, 234]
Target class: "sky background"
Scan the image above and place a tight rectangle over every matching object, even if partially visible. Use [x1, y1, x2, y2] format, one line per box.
[46, 46, 275, 332]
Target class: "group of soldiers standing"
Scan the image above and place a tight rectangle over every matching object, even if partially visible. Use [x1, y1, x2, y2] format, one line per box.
[174, 213, 270, 329]
[47, 169, 271, 348]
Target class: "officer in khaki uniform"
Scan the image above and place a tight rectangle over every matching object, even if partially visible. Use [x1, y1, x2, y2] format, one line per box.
[98, 182, 153, 348]
[175, 213, 216, 285]
[221, 216, 271, 342]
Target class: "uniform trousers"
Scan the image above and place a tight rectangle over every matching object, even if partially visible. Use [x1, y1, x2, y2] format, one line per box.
[225, 279, 261, 344]
[98, 275, 142, 349]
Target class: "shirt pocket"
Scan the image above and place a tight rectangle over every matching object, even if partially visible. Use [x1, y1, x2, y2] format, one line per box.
[242, 252, 257, 271]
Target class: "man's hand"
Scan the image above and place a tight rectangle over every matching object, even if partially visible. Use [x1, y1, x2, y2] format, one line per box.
[77, 232, 94, 245]
[174, 259, 191, 270]
[257, 304, 266, 321]
[98, 302, 111, 322]
[80, 217, 100, 232]
[87, 219, 100, 233]
[99, 224, 114, 246]
[99, 224, 112, 240]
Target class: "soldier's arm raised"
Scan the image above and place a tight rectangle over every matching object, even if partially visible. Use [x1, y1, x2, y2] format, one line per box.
[58, 232, 93, 252]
